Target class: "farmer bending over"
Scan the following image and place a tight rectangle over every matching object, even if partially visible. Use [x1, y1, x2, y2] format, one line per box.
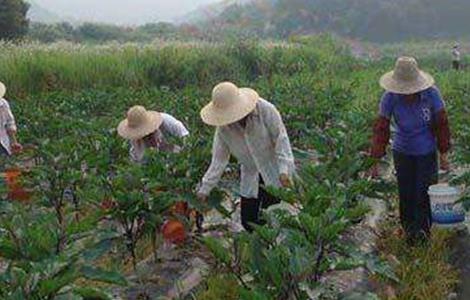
[370, 57, 452, 244]
[117, 105, 189, 163]
[0, 82, 22, 158]
[197, 82, 295, 232]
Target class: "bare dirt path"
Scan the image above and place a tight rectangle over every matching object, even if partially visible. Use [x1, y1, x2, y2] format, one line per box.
[450, 227, 470, 300]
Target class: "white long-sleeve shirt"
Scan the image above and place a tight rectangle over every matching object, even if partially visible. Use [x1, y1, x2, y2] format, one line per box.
[199, 98, 295, 198]
[129, 113, 189, 163]
[453, 48, 461, 61]
[0, 98, 17, 155]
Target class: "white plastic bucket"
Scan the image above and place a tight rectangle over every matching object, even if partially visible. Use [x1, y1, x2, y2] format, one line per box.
[429, 184, 466, 227]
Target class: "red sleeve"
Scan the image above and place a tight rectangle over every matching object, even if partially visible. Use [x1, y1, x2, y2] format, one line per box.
[370, 116, 390, 159]
[433, 110, 451, 154]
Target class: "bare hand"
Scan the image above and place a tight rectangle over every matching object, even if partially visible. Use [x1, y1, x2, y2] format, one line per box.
[367, 164, 380, 179]
[279, 173, 291, 188]
[440, 153, 450, 172]
[11, 142, 23, 154]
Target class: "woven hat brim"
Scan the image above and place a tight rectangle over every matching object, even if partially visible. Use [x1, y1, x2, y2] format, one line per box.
[380, 70, 435, 95]
[201, 88, 259, 126]
[0, 82, 5, 99]
[117, 111, 163, 140]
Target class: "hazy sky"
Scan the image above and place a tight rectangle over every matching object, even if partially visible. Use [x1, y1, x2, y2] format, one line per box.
[35, 0, 220, 24]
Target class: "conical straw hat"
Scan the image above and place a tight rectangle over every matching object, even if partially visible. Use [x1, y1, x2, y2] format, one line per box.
[380, 57, 434, 95]
[117, 106, 163, 140]
[201, 82, 259, 126]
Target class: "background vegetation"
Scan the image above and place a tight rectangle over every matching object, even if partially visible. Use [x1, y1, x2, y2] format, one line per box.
[0, 36, 468, 299]
[0, 0, 29, 40]
[1, 0, 468, 43]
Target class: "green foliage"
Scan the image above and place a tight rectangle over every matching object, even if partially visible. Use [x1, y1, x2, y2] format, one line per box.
[0, 37, 467, 299]
[0, 203, 126, 299]
[196, 274, 240, 300]
[0, 0, 29, 40]
[28, 22, 75, 43]
[27, 21, 185, 43]
[202, 0, 470, 42]
[0, 40, 328, 97]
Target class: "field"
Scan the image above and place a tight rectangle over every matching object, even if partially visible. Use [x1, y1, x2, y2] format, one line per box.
[0, 36, 469, 299]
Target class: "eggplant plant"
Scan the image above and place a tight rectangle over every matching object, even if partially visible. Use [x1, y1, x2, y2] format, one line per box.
[0, 202, 126, 299]
[86, 160, 174, 270]
[24, 138, 92, 254]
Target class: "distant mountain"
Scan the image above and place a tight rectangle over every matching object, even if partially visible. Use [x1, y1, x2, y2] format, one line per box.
[29, 0, 218, 25]
[27, 0, 63, 23]
[192, 0, 470, 43]
[178, 0, 252, 24]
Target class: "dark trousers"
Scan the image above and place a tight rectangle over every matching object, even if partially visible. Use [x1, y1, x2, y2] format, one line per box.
[0, 145, 8, 171]
[453, 61, 460, 70]
[0, 145, 8, 156]
[240, 178, 281, 232]
[393, 151, 438, 242]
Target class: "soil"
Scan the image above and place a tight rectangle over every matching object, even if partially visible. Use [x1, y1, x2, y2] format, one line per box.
[449, 226, 470, 300]
[114, 237, 214, 300]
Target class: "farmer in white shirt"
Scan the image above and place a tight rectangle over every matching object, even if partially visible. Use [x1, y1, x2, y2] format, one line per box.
[0, 82, 22, 158]
[197, 82, 295, 232]
[117, 105, 189, 163]
[452, 43, 461, 70]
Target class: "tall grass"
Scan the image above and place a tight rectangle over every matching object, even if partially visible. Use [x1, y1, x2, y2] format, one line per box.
[0, 37, 352, 98]
[376, 220, 459, 300]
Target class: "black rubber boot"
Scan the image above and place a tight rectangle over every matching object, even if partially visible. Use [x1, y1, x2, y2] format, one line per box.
[259, 187, 281, 209]
[241, 198, 265, 232]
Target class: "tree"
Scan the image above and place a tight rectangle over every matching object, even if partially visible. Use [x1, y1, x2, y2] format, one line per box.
[77, 22, 127, 42]
[29, 22, 76, 43]
[0, 0, 30, 40]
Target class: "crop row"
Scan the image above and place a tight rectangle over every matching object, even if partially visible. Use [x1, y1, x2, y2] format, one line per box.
[0, 38, 469, 299]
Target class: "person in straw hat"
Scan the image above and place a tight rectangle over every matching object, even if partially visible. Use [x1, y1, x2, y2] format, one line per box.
[0, 81, 22, 159]
[117, 105, 189, 163]
[370, 57, 452, 244]
[197, 82, 295, 232]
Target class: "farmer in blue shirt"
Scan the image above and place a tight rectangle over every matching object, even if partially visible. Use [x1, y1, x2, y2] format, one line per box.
[370, 57, 452, 244]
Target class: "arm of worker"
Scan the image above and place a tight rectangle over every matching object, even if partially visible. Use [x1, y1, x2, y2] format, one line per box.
[370, 92, 392, 159]
[1, 100, 22, 153]
[129, 140, 145, 163]
[265, 103, 295, 182]
[430, 87, 451, 170]
[198, 129, 231, 197]
[161, 113, 190, 138]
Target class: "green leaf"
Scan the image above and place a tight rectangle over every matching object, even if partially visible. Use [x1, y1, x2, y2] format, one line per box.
[80, 266, 127, 286]
[80, 239, 114, 261]
[239, 288, 271, 300]
[365, 256, 399, 283]
[72, 287, 113, 300]
[203, 236, 231, 266]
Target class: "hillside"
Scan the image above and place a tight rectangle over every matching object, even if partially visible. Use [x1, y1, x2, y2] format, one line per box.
[197, 0, 470, 42]
[27, 0, 62, 23]
[178, 0, 251, 24]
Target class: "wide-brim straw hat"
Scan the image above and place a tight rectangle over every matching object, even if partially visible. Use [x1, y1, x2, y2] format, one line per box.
[380, 56, 435, 95]
[0, 82, 5, 99]
[201, 82, 259, 126]
[117, 105, 163, 140]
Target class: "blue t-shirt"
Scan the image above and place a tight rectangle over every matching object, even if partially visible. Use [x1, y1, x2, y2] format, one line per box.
[380, 87, 445, 156]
